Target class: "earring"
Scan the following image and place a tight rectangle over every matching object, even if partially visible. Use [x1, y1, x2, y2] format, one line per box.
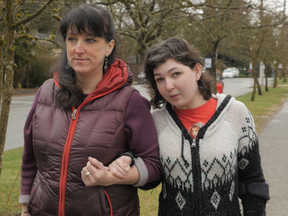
[104, 56, 108, 72]
[66, 62, 70, 70]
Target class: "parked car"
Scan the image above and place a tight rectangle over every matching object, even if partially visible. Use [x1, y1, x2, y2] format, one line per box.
[137, 71, 145, 84]
[222, 67, 239, 78]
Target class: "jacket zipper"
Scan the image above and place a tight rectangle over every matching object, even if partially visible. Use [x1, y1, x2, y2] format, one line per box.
[57, 83, 129, 216]
[191, 137, 202, 216]
[58, 106, 79, 216]
[53, 65, 129, 215]
[191, 139, 196, 147]
[71, 108, 77, 120]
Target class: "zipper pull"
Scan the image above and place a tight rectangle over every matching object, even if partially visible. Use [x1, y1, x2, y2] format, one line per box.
[71, 108, 77, 120]
[191, 139, 196, 147]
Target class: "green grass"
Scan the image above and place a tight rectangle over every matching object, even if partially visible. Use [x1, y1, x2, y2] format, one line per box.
[0, 147, 23, 216]
[1, 82, 287, 215]
[235, 86, 288, 132]
[275, 78, 288, 86]
[139, 186, 162, 215]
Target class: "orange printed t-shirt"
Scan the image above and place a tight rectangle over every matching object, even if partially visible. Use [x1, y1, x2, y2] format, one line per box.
[174, 98, 217, 138]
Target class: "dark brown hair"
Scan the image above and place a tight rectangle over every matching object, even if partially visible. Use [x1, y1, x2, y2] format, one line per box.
[144, 36, 213, 108]
[53, 4, 116, 108]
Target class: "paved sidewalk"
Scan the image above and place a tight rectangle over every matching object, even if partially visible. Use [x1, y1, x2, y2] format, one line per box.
[258, 98, 288, 215]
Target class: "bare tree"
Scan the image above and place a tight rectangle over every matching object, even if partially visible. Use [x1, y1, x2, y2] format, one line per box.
[0, 0, 58, 176]
[183, 0, 256, 93]
[233, 19, 274, 100]
[216, 0, 287, 100]
[97, 0, 185, 64]
[281, 0, 287, 83]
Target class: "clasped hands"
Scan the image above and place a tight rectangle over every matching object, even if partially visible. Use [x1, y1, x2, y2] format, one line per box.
[81, 156, 132, 187]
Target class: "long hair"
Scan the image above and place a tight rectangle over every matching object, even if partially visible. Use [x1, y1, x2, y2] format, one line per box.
[144, 36, 213, 108]
[52, 4, 117, 108]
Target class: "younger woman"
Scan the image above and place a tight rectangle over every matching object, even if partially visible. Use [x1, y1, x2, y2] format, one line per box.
[141, 36, 269, 215]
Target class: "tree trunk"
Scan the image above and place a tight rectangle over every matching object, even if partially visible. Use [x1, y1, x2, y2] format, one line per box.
[257, 79, 262, 95]
[207, 48, 217, 94]
[264, 64, 270, 92]
[211, 52, 217, 94]
[0, 0, 4, 103]
[0, 0, 55, 176]
[273, 64, 278, 88]
[265, 75, 268, 91]
[26, 63, 30, 88]
[0, 0, 15, 176]
[251, 62, 257, 101]
[0, 41, 4, 104]
[283, 65, 287, 83]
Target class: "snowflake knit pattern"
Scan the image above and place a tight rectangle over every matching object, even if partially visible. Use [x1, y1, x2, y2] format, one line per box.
[152, 94, 266, 216]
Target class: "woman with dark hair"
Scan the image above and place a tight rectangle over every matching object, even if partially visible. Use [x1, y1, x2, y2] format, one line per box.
[19, 4, 161, 216]
[144, 36, 269, 215]
[112, 36, 269, 215]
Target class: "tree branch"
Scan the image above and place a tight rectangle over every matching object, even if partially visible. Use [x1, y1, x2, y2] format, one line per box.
[15, 0, 54, 27]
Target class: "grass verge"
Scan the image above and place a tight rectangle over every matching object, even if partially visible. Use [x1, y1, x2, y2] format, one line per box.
[236, 86, 288, 133]
[0, 83, 287, 215]
[0, 147, 23, 216]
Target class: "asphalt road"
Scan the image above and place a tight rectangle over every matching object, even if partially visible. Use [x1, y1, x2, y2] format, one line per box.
[222, 77, 255, 97]
[5, 95, 35, 152]
[3, 77, 266, 151]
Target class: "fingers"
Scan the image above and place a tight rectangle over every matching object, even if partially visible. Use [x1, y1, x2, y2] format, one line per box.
[21, 204, 30, 216]
[81, 156, 133, 187]
[108, 156, 131, 179]
[108, 163, 125, 179]
[122, 156, 132, 169]
[81, 157, 109, 187]
[81, 166, 92, 186]
[88, 157, 105, 169]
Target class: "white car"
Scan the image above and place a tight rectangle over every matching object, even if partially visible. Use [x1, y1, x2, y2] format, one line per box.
[137, 71, 145, 84]
[222, 67, 239, 78]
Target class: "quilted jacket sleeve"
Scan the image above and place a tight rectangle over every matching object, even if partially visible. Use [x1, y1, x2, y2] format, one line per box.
[125, 91, 162, 186]
[19, 86, 42, 203]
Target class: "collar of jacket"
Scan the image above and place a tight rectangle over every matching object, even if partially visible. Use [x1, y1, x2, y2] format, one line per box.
[53, 58, 133, 102]
[165, 94, 233, 140]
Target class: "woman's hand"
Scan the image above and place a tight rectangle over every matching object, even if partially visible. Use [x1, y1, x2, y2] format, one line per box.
[21, 204, 30, 216]
[81, 157, 110, 187]
[108, 156, 131, 179]
[81, 156, 139, 186]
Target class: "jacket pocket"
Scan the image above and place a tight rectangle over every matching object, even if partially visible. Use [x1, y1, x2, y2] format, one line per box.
[98, 187, 113, 216]
[104, 190, 113, 216]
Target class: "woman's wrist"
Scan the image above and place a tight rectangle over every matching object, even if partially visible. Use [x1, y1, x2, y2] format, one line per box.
[22, 204, 29, 215]
[102, 166, 139, 186]
[115, 151, 135, 167]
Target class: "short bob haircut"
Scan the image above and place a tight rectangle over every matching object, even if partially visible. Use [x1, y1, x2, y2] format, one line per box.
[144, 36, 213, 108]
[53, 4, 117, 108]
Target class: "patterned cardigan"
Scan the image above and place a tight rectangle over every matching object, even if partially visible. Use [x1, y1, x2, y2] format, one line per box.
[151, 94, 267, 216]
